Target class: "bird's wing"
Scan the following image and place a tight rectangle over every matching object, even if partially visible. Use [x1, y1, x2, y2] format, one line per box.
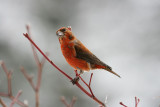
[74, 43, 107, 67]
[74, 42, 121, 78]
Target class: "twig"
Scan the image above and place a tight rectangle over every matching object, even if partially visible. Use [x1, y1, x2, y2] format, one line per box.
[60, 96, 77, 107]
[74, 70, 95, 98]
[26, 24, 40, 66]
[135, 97, 140, 107]
[1, 61, 13, 96]
[0, 61, 28, 107]
[23, 26, 105, 106]
[60, 96, 70, 107]
[10, 90, 23, 107]
[20, 67, 36, 90]
[120, 102, 127, 107]
[69, 96, 77, 107]
[120, 97, 140, 107]
[0, 98, 7, 107]
[20, 24, 48, 107]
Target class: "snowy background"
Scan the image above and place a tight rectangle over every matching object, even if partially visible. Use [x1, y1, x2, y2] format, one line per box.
[0, 0, 160, 106]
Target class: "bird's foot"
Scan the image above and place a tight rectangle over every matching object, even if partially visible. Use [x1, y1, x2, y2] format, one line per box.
[91, 95, 95, 98]
[71, 76, 79, 85]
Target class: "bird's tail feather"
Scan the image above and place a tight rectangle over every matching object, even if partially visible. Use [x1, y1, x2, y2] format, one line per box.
[94, 64, 121, 78]
[104, 66, 121, 78]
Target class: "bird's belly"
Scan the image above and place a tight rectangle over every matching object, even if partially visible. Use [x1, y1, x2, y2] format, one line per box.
[61, 46, 90, 71]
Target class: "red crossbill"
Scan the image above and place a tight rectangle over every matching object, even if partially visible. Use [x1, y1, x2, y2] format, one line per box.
[56, 26, 120, 83]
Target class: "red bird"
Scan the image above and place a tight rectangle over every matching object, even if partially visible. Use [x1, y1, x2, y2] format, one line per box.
[56, 26, 120, 83]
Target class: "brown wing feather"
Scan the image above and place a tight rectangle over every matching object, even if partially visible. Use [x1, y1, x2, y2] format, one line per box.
[74, 44, 121, 78]
[74, 44, 112, 70]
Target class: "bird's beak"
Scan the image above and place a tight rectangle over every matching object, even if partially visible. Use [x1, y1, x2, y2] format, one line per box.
[56, 31, 64, 37]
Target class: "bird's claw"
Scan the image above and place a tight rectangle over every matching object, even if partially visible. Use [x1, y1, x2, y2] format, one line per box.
[71, 76, 79, 85]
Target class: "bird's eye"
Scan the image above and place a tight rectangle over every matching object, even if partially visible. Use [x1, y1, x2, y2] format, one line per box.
[60, 28, 66, 32]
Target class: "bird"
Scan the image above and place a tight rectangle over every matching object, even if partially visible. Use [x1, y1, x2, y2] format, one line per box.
[56, 26, 120, 84]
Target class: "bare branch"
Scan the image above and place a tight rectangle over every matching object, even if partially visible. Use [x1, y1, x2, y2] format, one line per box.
[0, 61, 13, 96]
[60, 96, 70, 107]
[0, 61, 28, 107]
[120, 102, 128, 107]
[61, 96, 77, 107]
[41, 52, 49, 68]
[69, 96, 77, 107]
[74, 70, 95, 98]
[135, 97, 140, 107]
[0, 98, 7, 107]
[20, 66, 36, 90]
[89, 73, 93, 87]
[10, 90, 23, 107]
[120, 97, 140, 107]
[26, 24, 40, 66]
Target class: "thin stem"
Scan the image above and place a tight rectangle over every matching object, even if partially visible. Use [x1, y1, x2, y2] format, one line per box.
[89, 73, 93, 87]
[135, 97, 140, 107]
[60, 96, 70, 107]
[0, 61, 28, 107]
[26, 24, 40, 66]
[0, 98, 7, 107]
[74, 70, 95, 97]
[1, 62, 13, 96]
[69, 96, 77, 107]
[35, 92, 39, 107]
[0, 93, 8, 97]
[36, 64, 42, 91]
[8, 71, 13, 96]
[120, 102, 127, 107]
[20, 66, 36, 90]
[10, 90, 22, 107]
[88, 73, 94, 97]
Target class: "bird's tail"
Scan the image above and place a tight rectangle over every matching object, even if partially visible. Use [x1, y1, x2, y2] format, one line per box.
[94, 64, 121, 78]
[104, 65, 121, 78]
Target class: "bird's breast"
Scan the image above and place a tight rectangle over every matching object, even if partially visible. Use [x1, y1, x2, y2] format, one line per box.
[61, 42, 75, 59]
[60, 42, 90, 71]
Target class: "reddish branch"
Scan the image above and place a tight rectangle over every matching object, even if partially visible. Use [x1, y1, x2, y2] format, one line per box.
[120, 97, 140, 107]
[0, 61, 28, 107]
[60, 96, 77, 107]
[10, 90, 23, 107]
[120, 102, 127, 107]
[135, 97, 140, 107]
[20, 24, 48, 107]
[74, 70, 95, 98]
[23, 26, 105, 106]
[0, 98, 7, 107]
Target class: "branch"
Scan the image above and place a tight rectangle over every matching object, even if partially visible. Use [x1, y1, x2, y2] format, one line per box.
[10, 90, 23, 107]
[120, 102, 127, 107]
[120, 97, 140, 107]
[60, 96, 70, 107]
[135, 97, 140, 107]
[69, 96, 77, 107]
[23, 26, 105, 106]
[20, 67, 36, 90]
[0, 98, 7, 107]
[0, 61, 13, 96]
[74, 70, 95, 98]
[20, 24, 48, 107]
[60, 96, 77, 107]
[0, 61, 28, 107]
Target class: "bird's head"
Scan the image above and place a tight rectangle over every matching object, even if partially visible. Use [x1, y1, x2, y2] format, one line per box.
[56, 27, 75, 43]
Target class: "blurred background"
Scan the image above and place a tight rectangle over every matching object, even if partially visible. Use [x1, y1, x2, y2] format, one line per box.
[0, 0, 160, 107]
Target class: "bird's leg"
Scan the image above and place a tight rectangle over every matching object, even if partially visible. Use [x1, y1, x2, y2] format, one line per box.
[71, 70, 83, 85]
[79, 70, 84, 75]
[71, 76, 79, 85]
